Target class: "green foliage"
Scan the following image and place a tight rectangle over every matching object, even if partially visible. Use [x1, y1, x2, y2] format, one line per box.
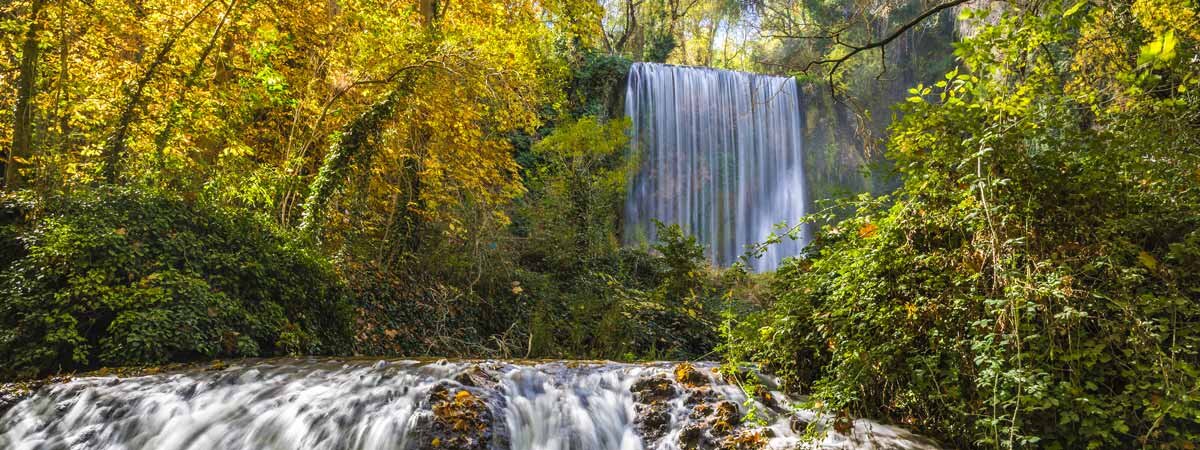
[526, 116, 633, 262]
[567, 52, 632, 118]
[730, 1, 1200, 448]
[299, 85, 410, 238]
[512, 116, 724, 360]
[0, 187, 352, 379]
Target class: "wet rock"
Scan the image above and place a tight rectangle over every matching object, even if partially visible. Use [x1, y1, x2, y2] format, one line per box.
[679, 422, 713, 450]
[789, 414, 811, 433]
[833, 413, 854, 434]
[0, 377, 68, 416]
[713, 401, 740, 431]
[416, 383, 493, 450]
[452, 365, 497, 389]
[717, 429, 768, 450]
[635, 402, 672, 441]
[0, 383, 35, 416]
[676, 399, 745, 449]
[631, 375, 677, 443]
[674, 362, 708, 388]
[755, 390, 779, 410]
[684, 386, 716, 406]
[631, 375, 675, 403]
[690, 403, 712, 419]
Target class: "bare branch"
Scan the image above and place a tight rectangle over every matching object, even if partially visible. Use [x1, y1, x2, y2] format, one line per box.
[800, 0, 971, 97]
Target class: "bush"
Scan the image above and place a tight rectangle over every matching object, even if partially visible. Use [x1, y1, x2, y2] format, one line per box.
[729, 4, 1200, 447]
[0, 187, 352, 379]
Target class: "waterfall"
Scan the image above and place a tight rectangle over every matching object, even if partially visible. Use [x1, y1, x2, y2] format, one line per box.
[0, 359, 940, 449]
[623, 63, 811, 272]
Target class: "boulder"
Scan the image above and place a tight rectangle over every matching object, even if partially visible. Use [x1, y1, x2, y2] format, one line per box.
[416, 383, 493, 450]
[674, 363, 708, 388]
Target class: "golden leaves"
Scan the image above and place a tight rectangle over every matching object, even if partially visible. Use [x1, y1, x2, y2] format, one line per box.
[1132, 0, 1200, 41]
[857, 223, 878, 239]
[1138, 250, 1158, 270]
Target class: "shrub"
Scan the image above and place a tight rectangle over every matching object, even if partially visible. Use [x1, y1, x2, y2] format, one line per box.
[0, 187, 352, 379]
[729, 4, 1200, 446]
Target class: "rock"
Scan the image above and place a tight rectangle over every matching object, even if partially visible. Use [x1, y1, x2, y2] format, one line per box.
[0, 384, 33, 416]
[452, 365, 497, 389]
[711, 401, 740, 435]
[690, 403, 712, 419]
[755, 390, 780, 410]
[684, 387, 716, 406]
[789, 414, 811, 433]
[676, 397, 747, 450]
[631, 375, 677, 443]
[674, 363, 708, 388]
[631, 375, 675, 403]
[0, 377, 68, 417]
[635, 402, 672, 442]
[416, 383, 493, 450]
[833, 414, 854, 434]
[678, 422, 713, 450]
[718, 429, 768, 450]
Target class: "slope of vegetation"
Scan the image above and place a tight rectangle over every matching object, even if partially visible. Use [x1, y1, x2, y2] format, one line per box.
[724, 1, 1200, 448]
[0, 187, 353, 379]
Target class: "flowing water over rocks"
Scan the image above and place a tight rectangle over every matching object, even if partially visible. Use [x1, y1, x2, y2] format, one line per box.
[0, 359, 938, 450]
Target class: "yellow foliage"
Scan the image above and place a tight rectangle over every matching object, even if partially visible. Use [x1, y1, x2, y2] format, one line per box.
[0, 0, 580, 244]
[1133, 0, 1200, 40]
[857, 223, 878, 239]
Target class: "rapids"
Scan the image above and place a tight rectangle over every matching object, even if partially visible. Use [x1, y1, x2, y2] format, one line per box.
[0, 359, 938, 450]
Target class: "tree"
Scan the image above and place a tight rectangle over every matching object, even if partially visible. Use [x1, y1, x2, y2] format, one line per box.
[5, 0, 43, 189]
[100, 0, 219, 183]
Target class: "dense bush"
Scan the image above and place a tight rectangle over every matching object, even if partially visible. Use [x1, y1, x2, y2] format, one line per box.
[727, 2, 1200, 448]
[0, 187, 352, 379]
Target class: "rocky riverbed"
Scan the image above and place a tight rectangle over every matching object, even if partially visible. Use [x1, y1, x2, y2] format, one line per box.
[0, 358, 939, 449]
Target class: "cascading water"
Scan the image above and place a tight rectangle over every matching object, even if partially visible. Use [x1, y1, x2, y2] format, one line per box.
[0, 359, 939, 450]
[624, 63, 811, 272]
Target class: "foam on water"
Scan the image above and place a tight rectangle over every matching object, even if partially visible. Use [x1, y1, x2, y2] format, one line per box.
[0, 359, 938, 450]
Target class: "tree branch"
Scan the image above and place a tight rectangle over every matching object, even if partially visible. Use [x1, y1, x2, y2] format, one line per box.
[802, 0, 971, 96]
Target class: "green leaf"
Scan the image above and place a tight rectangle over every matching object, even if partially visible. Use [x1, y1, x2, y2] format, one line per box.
[1138, 30, 1178, 67]
[1063, 1, 1086, 18]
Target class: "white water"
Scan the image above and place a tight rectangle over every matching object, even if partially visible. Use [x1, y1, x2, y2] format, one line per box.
[0, 359, 937, 450]
[623, 63, 811, 272]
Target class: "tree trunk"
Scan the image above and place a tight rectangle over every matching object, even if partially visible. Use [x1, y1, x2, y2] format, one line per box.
[154, 0, 240, 166]
[56, 0, 71, 156]
[5, 0, 44, 190]
[418, 0, 437, 25]
[101, 0, 218, 184]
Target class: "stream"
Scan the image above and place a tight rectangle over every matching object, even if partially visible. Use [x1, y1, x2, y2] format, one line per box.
[0, 359, 938, 450]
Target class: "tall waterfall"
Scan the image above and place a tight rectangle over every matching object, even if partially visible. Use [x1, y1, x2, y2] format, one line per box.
[623, 63, 810, 272]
